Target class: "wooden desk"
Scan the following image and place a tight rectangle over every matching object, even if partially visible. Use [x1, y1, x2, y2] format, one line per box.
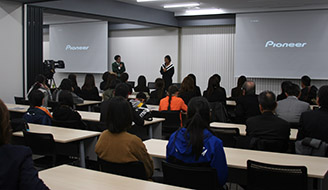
[147, 104, 159, 112]
[76, 100, 102, 111]
[6, 103, 29, 113]
[144, 139, 328, 189]
[39, 165, 189, 190]
[12, 124, 101, 168]
[210, 122, 298, 141]
[78, 110, 164, 139]
[226, 100, 236, 106]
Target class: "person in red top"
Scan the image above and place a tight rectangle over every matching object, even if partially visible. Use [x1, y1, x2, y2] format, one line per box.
[159, 85, 188, 112]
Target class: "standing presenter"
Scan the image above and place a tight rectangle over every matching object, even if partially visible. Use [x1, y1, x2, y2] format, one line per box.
[160, 55, 174, 90]
[112, 55, 126, 78]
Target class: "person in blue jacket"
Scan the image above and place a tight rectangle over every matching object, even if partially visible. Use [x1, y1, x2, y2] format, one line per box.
[0, 99, 49, 190]
[166, 96, 228, 187]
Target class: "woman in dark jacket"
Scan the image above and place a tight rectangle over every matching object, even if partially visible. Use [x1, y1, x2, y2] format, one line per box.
[0, 99, 49, 190]
[81, 74, 102, 101]
[147, 78, 166, 105]
[134, 75, 150, 94]
[203, 76, 226, 105]
[179, 76, 197, 105]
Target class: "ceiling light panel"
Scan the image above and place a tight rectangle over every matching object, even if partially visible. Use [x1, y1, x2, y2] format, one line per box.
[163, 3, 200, 8]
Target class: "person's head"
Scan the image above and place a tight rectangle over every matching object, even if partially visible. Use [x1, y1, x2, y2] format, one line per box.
[155, 78, 164, 90]
[164, 55, 171, 64]
[28, 90, 44, 107]
[82, 74, 96, 91]
[120, 73, 129, 83]
[167, 85, 179, 110]
[242, 81, 256, 96]
[35, 74, 46, 84]
[136, 92, 147, 103]
[188, 73, 197, 87]
[281, 81, 292, 94]
[106, 96, 132, 133]
[114, 55, 121, 63]
[109, 79, 121, 90]
[58, 90, 74, 107]
[301, 75, 311, 88]
[114, 83, 130, 98]
[286, 83, 300, 97]
[317, 85, 328, 108]
[237, 75, 247, 87]
[258, 91, 277, 113]
[102, 71, 110, 82]
[212, 74, 221, 85]
[59, 79, 73, 91]
[185, 97, 211, 160]
[207, 76, 219, 95]
[0, 99, 11, 146]
[137, 75, 147, 88]
[68, 74, 78, 86]
[180, 76, 194, 93]
[104, 73, 117, 90]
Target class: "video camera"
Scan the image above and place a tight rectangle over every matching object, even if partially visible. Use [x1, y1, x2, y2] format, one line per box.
[43, 60, 65, 79]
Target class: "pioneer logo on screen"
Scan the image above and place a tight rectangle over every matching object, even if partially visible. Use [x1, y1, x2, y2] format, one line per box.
[65, 45, 89, 51]
[265, 41, 307, 48]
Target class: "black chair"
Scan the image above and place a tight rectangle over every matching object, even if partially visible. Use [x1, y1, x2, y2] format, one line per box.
[255, 138, 289, 153]
[209, 102, 229, 122]
[23, 131, 75, 169]
[14, 96, 29, 105]
[127, 81, 135, 88]
[211, 127, 240, 147]
[290, 122, 301, 129]
[148, 82, 156, 90]
[247, 160, 308, 190]
[158, 111, 181, 139]
[162, 161, 221, 190]
[98, 158, 147, 180]
[52, 119, 86, 130]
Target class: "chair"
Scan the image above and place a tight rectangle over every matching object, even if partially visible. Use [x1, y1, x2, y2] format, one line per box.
[23, 131, 75, 169]
[158, 111, 181, 139]
[127, 81, 135, 88]
[52, 119, 86, 130]
[209, 102, 229, 122]
[14, 96, 29, 105]
[211, 127, 240, 147]
[98, 158, 147, 180]
[162, 161, 221, 190]
[247, 160, 308, 190]
[148, 82, 156, 90]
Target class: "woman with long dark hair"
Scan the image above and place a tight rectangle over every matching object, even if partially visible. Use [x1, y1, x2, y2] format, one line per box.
[231, 75, 247, 99]
[159, 85, 187, 112]
[134, 75, 150, 94]
[166, 97, 228, 187]
[179, 76, 196, 105]
[147, 78, 166, 105]
[81, 74, 102, 101]
[203, 76, 226, 105]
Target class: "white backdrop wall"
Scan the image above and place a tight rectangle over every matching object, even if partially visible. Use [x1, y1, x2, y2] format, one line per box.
[180, 25, 328, 96]
[0, 1, 23, 103]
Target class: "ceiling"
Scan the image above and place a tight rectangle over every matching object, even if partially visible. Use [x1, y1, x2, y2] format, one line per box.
[43, 12, 101, 25]
[117, 0, 328, 16]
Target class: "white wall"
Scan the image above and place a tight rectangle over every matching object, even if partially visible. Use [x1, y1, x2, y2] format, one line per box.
[180, 25, 328, 96]
[0, 1, 23, 103]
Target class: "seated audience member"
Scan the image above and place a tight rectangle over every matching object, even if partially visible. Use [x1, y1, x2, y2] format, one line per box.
[103, 79, 121, 101]
[277, 81, 292, 101]
[81, 74, 102, 101]
[299, 75, 318, 105]
[120, 72, 133, 94]
[23, 90, 52, 125]
[203, 76, 226, 105]
[68, 73, 82, 97]
[53, 79, 84, 104]
[188, 73, 202, 96]
[213, 74, 227, 99]
[297, 85, 328, 142]
[231, 75, 246, 99]
[235, 81, 261, 123]
[246, 91, 290, 152]
[100, 83, 144, 127]
[159, 85, 188, 112]
[147, 78, 166, 105]
[134, 75, 150, 94]
[53, 90, 86, 129]
[27, 74, 52, 107]
[0, 99, 49, 190]
[100, 71, 110, 91]
[276, 83, 310, 123]
[130, 92, 152, 121]
[179, 76, 197, 105]
[166, 97, 228, 187]
[95, 96, 154, 179]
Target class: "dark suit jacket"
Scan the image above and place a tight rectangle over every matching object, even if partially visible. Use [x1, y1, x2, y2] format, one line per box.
[235, 94, 261, 123]
[297, 107, 328, 142]
[246, 112, 290, 140]
[299, 86, 318, 105]
[0, 145, 49, 190]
